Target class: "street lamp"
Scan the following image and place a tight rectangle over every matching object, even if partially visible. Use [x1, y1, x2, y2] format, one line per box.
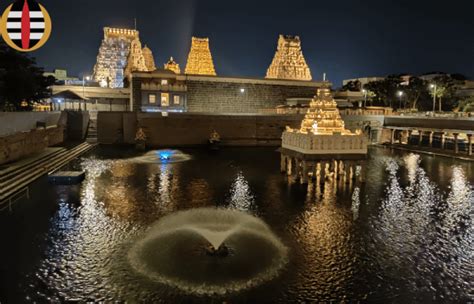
[397, 90, 404, 110]
[429, 84, 437, 114]
[362, 89, 367, 108]
[82, 75, 90, 111]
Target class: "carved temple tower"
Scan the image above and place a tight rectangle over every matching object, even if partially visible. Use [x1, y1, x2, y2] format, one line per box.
[93, 27, 155, 88]
[280, 86, 368, 184]
[266, 35, 312, 81]
[142, 45, 156, 71]
[184, 37, 216, 76]
[164, 57, 181, 74]
[124, 38, 148, 80]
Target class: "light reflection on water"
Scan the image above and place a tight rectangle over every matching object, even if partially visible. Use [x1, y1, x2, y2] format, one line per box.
[14, 148, 473, 302]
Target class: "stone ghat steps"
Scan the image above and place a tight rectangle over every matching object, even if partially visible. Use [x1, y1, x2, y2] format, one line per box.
[0, 147, 67, 185]
[0, 142, 96, 205]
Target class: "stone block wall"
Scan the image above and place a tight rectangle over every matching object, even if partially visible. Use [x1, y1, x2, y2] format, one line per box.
[0, 127, 64, 165]
[97, 112, 303, 146]
[186, 80, 318, 113]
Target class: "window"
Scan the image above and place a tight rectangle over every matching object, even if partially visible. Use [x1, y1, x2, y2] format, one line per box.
[173, 95, 180, 105]
[161, 93, 169, 107]
[161, 79, 168, 85]
[148, 94, 156, 104]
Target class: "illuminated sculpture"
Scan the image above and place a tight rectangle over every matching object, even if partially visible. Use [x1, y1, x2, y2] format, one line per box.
[93, 27, 155, 88]
[164, 57, 181, 74]
[142, 45, 157, 71]
[184, 37, 216, 76]
[124, 38, 148, 80]
[266, 35, 312, 81]
[281, 86, 367, 184]
[282, 86, 367, 154]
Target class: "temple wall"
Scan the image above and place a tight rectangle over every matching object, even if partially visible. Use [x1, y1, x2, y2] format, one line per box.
[0, 127, 64, 165]
[185, 80, 320, 113]
[0, 112, 63, 137]
[97, 112, 302, 146]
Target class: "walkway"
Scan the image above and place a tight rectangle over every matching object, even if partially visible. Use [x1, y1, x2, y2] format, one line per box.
[380, 143, 474, 162]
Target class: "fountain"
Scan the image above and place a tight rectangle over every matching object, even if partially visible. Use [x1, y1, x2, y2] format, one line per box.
[128, 208, 288, 295]
[128, 149, 192, 164]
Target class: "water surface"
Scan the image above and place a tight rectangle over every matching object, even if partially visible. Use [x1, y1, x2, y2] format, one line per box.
[0, 147, 472, 302]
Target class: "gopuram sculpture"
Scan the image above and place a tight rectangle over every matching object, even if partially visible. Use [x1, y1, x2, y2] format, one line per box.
[124, 38, 148, 80]
[164, 57, 181, 74]
[281, 86, 368, 184]
[184, 37, 216, 76]
[142, 45, 157, 71]
[93, 27, 155, 88]
[266, 35, 312, 81]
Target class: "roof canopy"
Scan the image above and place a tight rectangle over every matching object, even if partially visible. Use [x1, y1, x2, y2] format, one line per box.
[51, 90, 89, 100]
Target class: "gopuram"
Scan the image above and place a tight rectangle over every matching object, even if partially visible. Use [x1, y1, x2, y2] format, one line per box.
[266, 35, 312, 81]
[164, 57, 181, 74]
[124, 38, 149, 80]
[93, 27, 155, 88]
[280, 86, 368, 184]
[184, 37, 217, 76]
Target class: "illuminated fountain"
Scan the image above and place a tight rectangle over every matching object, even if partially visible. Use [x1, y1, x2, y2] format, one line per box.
[128, 149, 192, 164]
[281, 87, 368, 183]
[128, 208, 288, 295]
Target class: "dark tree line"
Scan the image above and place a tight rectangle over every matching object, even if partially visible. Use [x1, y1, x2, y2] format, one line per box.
[360, 74, 467, 111]
[0, 41, 55, 111]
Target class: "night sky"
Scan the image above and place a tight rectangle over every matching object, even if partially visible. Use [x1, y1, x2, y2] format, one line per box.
[20, 0, 474, 86]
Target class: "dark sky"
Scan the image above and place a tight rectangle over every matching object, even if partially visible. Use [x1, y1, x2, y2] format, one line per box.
[25, 0, 474, 86]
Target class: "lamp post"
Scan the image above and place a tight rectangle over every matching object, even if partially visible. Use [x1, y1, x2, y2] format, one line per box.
[362, 89, 367, 108]
[397, 91, 404, 110]
[82, 75, 90, 111]
[430, 84, 437, 114]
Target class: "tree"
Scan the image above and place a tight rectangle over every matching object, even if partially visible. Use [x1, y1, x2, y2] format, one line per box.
[404, 77, 429, 110]
[0, 41, 55, 111]
[455, 96, 474, 112]
[341, 80, 361, 92]
[363, 75, 403, 108]
[429, 74, 459, 111]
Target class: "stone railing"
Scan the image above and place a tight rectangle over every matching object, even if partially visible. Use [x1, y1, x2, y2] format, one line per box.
[282, 131, 368, 154]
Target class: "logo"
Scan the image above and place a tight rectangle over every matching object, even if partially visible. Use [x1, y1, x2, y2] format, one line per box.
[0, 0, 52, 52]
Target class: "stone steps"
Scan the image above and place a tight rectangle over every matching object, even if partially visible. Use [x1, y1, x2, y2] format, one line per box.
[0, 142, 96, 206]
[86, 116, 98, 143]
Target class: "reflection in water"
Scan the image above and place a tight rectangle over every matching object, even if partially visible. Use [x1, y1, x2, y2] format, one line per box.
[368, 154, 473, 302]
[227, 171, 255, 211]
[19, 148, 473, 302]
[288, 180, 362, 302]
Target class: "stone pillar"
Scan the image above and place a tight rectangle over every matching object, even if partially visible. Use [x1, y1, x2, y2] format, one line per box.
[429, 131, 434, 147]
[287, 157, 293, 176]
[280, 154, 286, 173]
[407, 130, 412, 145]
[440, 133, 445, 149]
[390, 129, 395, 144]
[453, 133, 459, 154]
[301, 161, 308, 184]
[467, 134, 472, 156]
[418, 131, 423, 146]
[295, 158, 301, 179]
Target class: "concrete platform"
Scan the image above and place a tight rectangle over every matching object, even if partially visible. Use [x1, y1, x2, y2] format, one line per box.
[48, 171, 85, 184]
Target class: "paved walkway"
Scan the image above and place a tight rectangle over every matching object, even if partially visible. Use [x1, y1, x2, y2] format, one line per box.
[381, 144, 474, 162]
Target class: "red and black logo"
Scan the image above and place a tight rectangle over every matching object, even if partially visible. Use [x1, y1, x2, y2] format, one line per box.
[1, 0, 52, 52]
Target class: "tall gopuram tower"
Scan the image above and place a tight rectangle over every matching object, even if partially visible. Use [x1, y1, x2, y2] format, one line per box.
[124, 38, 148, 80]
[93, 27, 148, 88]
[184, 37, 216, 76]
[266, 35, 312, 81]
[142, 45, 157, 71]
[164, 57, 181, 74]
